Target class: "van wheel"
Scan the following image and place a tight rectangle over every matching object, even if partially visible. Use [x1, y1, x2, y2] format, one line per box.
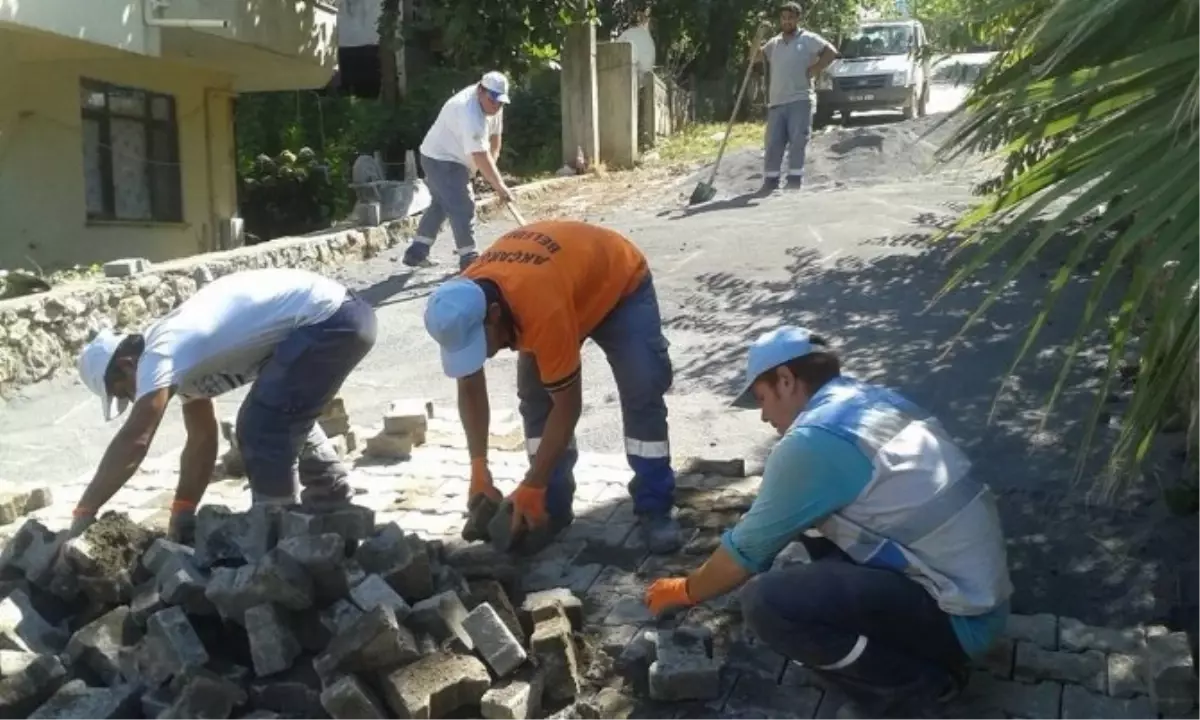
[917, 84, 930, 117]
[902, 87, 917, 120]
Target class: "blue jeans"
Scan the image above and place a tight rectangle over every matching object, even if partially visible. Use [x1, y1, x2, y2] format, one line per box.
[764, 98, 814, 184]
[237, 292, 377, 502]
[741, 537, 968, 713]
[414, 154, 478, 257]
[517, 274, 675, 518]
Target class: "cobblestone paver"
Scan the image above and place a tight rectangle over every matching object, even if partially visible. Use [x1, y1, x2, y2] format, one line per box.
[6, 406, 1190, 719]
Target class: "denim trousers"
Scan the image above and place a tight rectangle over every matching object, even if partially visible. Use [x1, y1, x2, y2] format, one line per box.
[764, 98, 814, 183]
[516, 273, 676, 518]
[237, 292, 378, 502]
[414, 154, 478, 256]
[740, 536, 968, 711]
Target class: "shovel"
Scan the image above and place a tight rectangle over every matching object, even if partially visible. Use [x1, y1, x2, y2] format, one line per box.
[689, 24, 768, 206]
[506, 202, 527, 226]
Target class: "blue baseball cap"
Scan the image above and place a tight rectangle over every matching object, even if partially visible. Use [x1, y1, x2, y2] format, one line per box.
[424, 278, 489, 378]
[733, 325, 823, 407]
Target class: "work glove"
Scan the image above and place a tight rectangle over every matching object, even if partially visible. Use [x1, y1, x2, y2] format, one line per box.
[469, 458, 502, 508]
[645, 577, 695, 617]
[508, 482, 548, 533]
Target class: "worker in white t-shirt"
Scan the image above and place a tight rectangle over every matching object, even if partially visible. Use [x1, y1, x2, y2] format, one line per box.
[71, 268, 378, 542]
[404, 71, 515, 272]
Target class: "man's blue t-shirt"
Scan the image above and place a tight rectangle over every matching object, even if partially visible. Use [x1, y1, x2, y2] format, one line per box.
[721, 423, 1008, 657]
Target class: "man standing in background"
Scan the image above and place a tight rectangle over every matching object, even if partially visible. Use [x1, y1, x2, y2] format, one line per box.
[754, 2, 837, 192]
[404, 71, 515, 272]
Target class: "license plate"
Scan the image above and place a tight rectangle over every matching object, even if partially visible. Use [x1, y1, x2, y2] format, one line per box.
[848, 93, 874, 102]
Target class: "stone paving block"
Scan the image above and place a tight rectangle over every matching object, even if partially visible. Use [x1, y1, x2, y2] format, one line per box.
[648, 627, 722, 702]
[222, 548, 314, 617]
[64, 606, 142, 686]
[141, 538, 195, 577]
[532, 614, 581, 703]
[463, 493, 501, 542]
[350, 574, 412, 620]
[975, 637, 1015, 679]
[275, 532, 345, 574]
[77, 571, 133, 608]
[1014, 641, 1105, 693]
[384, 400, 431, 436]
[28, 679, 141, 719]
[409, 589, 474, 651]
[357, 523, 434, 601]
[1061, 684, 1155, 719]
[724, 635, 787, 679]
[157, 554, 214, 615]
[948, 671, 1062, 719]
[463, 602, 527, 677]
[1058, 617, 1145, 654]
[0, 653, 66, 718]
[1107, 651, 1146, 698]
[466, 579, 526, 647]
[101, 258, 150, 277]
[481, 667, 544, 719]
[314, 606, 420, 678]
[194, 504, 279, 567]
[0, 589, 66, 654]
[247, 660, 325, 717]
[487, 500, 519, 552]
[160, 671, 247, 719]
[320, 674, 387, 719]
[562, 562, 605, 597]
[245, 603, 302, 677]
[520, 587, 584, 636]
[139, 685, 173, 719]
[145, 606, 209, 680]
[678, 457, 746, 478]
[1141, 631, 1197, 718]
[444, 543, 521, 588]
[380, 651, 490, 719]
[0, 520, 62, 589]
[603, 597, 654, 626]
[1007, 613, 1058, 650]
[281, 505, 375, 541]
[723, 672, 823, 719]
[320, 599, 364, 635]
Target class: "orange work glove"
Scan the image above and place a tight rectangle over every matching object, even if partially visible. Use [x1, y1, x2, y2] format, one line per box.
[645, 577, 694, 616]
[509, 483, 548, 532]
[469, 458, 502, 506]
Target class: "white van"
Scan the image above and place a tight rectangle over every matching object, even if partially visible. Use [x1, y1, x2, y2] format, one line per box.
[814, 19, 931, 126]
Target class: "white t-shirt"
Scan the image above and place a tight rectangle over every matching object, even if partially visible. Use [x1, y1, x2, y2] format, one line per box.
[419, 85, 504, 173]
[135, 268, 347, 402]
[763, 30, 834, 106]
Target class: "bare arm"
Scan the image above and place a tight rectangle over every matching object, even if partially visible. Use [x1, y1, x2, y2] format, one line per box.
[76, 388, 172, 513]
[490, 133, 502, 161]
[458, 370, 491, 463]
[523, 379, 583, 487]
[810, 45, 837, 76]
[471, 151, 512, 201]
[175, 398, 219, 508]
[684, 544, 753, 604]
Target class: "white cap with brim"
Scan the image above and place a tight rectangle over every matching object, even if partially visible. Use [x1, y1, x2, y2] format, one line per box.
[480, 70, 511, 104]
[78, 328, 131, 421]
[732, 325, 822, 408]
[424, 278, 490, 379]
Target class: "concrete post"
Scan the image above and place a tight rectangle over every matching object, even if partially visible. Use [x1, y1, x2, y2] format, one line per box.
[639, 76, 658, 149]
[596, 41, 638, 169]
[560, 19, 599, 168]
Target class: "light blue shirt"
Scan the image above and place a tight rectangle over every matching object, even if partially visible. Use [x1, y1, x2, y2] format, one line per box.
[721, 422, 1007, 657]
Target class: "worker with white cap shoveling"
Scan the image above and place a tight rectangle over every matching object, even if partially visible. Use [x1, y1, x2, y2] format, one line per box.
[423, 220, 683, 555]
[643, 326, 1013, 718]
[404, 71, 516, 272]
[70, 268, 377, 542]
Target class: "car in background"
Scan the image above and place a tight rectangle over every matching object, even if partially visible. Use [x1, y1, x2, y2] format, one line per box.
[814, 19, 931, 127]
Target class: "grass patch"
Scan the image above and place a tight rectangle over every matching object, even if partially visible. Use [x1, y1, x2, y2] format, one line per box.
[655, 122, 765, 164]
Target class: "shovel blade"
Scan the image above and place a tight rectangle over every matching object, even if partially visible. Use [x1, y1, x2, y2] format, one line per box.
[689, 182, 717, 206]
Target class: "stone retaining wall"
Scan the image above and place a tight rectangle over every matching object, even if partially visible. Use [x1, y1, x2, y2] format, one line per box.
[0, 175, 589, 398]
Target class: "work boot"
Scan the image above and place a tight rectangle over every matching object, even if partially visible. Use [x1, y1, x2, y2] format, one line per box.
[784, 178, 803, 191]
[299, 480, 365, 512]
[458, 251, 480, 272]
[757, 180, 779, 195]
[402, 241, 434, 267]
[638, 513, 683, 554]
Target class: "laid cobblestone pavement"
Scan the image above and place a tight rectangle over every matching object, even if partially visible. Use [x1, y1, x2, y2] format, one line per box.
[2, 405, 1189, 719]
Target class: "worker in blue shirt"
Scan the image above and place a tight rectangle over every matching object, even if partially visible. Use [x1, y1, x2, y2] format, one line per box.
[644, 326, 1012, 718]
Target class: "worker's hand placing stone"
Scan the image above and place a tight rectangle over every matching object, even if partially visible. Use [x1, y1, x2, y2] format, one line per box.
[508, 483, 547, 533]
[468, 458, 502, 506]
[645, 577, 695, 617]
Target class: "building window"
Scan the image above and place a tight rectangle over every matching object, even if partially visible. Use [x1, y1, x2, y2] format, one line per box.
[80, 80, 183, 223]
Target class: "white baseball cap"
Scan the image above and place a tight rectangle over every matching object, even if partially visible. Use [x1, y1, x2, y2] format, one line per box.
[78, 328, 131, 421]
[480, 71, 511, 104]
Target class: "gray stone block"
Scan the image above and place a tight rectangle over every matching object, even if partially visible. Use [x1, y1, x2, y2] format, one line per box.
[1142, 631, 1197, 718]
[519, 587, 584, 637]
[648, 627, 721, 702]
[1006, 613, 1058, 650]
[349, 574, 411, 620]
[141, 538, 196, 577]
[383, 400, 429, 435]
[157, 555, 214, 615]
[101, 258, 150, 277]
[0, 590, 66, 654]
[356, 524, 434, 602]
[64, 606, 142, 686]
[245, 603, 302, 677]
[146, 606, 209, 680]
[312, 559, 367, 605]
[1062, 684, 1155, 719]
[280, 506, 374, 541]
[128, 580, 164, 627]
[159, 671, 247, 719]
[1108, 652, 1146, 698]
[28, 679, 141, 719]
[481, 668, 544, 720]
[1014, 641, 1106, 693]
[320, 675, 387, 719]
[0, 653, 66, 718]
[194, 504, 280, 567]
[77, 571, 133, 607]
[320, 599, 364, 635]
[467, 579, 526, 647]
[949, 671, 1063, 719]
[208, 549, 313, 621]
[0, 520, 62, 590]
[275, 533, 345, 575]
[1058, 617, 1146, 654]
[314, 606, 420, 678]
[487, 500, 519, 552]
[463, 494, 501, 543]
[380, 651, 490, 719]
[603, 597, 653, 626]
[530, 615, 580, 703]
[139, 685, 173, 719]
[463, 602, 527, 677]
[409, 590, 473, 652]
[247, 661, 324, 717]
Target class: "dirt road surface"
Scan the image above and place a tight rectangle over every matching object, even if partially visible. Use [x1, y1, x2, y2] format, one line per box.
[1, 72, 1194, 633]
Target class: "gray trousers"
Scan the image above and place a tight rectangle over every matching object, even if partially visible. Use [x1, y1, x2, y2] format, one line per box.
[414, 154, 478, 256]
[764, 98, 814, 183]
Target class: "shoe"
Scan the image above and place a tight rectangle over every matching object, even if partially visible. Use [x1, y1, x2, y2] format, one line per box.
[784, 179, 803, 191]
[757, 180, 779, 195]
[402, 242, 433, 267]
[638, 513, 683, 554]
[458, 251, 480, 272]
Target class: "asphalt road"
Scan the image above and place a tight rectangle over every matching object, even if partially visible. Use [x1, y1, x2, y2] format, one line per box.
[1, 68, 1194, 631]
